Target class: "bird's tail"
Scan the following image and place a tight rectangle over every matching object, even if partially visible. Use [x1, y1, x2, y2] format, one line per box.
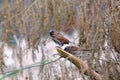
[80, 48, 93, 51]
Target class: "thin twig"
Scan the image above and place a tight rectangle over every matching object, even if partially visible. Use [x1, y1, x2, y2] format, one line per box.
[0, 57, 62, 74]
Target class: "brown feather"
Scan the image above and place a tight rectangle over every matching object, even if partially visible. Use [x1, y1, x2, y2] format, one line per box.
[52, 31, 69, 44]
[64, 46, 92, 54]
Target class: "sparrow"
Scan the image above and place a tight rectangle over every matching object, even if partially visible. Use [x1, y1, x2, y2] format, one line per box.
[49, 30, 70, 46]
[64, 46, 92, 54]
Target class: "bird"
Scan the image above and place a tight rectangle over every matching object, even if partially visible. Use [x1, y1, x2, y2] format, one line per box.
[64, 46, 92, 54]
[49, 30, 70, 46]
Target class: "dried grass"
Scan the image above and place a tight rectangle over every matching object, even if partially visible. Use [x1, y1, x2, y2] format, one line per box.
[0, 0, 120, 80]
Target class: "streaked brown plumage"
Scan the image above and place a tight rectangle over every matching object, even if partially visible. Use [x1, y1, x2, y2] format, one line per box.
[64, 46, 92, 54]
[49, 30, 70, 46]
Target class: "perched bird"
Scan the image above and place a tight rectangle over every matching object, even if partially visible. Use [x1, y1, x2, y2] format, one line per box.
[64, 46, 92, 54]
[49, 30, 70, 46]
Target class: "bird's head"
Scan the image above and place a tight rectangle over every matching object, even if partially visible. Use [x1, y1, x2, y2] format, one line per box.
[49, 30, 54, 36]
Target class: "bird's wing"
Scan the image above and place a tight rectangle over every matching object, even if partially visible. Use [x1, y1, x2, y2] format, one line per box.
[53, 32, 69, 43]
[56, 36, 69, 43]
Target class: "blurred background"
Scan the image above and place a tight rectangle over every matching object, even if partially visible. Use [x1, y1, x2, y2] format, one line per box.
[0, 0, 120, 80]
